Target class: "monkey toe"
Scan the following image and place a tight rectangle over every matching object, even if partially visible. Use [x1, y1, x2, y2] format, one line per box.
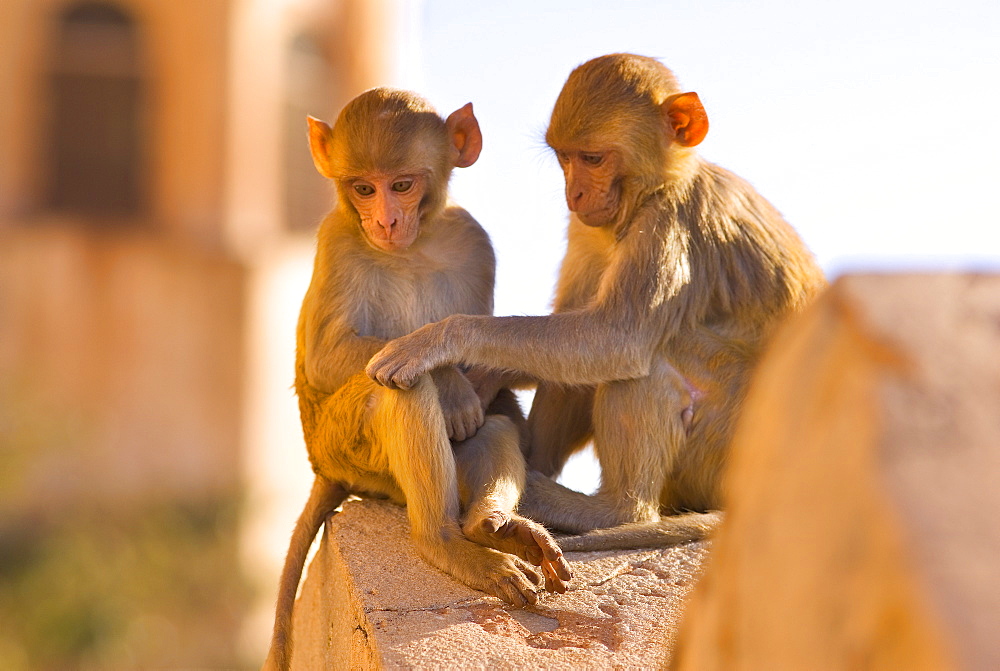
[494, 516, 572, 587]
[499, 579, 537, 607]
[542, 557, 571, 594]
[486, 556, 544, 607]
[464, 513, 572, 594]
[525, 546, 544, 564]
[473, 511, 506, 535]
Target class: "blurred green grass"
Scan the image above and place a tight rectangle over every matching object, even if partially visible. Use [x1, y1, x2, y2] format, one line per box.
[0, 387, 253, 670]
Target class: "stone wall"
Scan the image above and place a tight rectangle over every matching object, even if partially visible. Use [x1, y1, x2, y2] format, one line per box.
[0, 226, 247, 503]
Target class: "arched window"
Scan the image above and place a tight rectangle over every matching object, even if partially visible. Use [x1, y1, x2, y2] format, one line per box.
[47, 2, 145, 217]
[283, 33, 336, 231]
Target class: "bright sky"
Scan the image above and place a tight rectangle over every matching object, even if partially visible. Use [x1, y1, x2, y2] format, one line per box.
[398, 0, 1000, 316]
[393, 0, 1000, 490]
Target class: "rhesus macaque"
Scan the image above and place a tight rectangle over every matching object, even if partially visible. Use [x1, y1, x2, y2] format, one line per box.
[265, 88, 571, 671]
[367, 54, 826, 550]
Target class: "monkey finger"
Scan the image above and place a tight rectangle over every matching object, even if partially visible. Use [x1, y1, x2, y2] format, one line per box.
[463, 413, 482, 440]
[496, 582, 527, 607]
[458, 422, 473, 442]
[365, 356, 404, 389]
[499, 520, 520, 539]
[448, 418, 466, 442]
[390, 369, 419, 391]
[366, 365, 394, 388]
[470, 409, 485, 433]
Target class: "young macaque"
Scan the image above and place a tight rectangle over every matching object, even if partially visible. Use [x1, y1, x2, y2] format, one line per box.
[265, 88, 571, 671]
[366, 54, 827, 550]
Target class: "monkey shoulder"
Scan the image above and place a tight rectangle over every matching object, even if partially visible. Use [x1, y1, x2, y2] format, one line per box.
[686, 161, 823, 325]
[435, 204, 494, 254]
[696, 161, 796, 238]
[425, 204, 496, 279]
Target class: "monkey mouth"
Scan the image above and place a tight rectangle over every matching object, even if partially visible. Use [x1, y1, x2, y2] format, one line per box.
[575, 207, 616, 227]
[370, 235, 417, 253]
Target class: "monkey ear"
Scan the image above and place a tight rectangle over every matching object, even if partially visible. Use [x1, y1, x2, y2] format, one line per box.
[662, 92, 709, 148]
[307, 116, 337, 179]
[445, 103, 483, 168]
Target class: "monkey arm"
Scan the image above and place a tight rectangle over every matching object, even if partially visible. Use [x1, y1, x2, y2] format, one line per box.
[464, 366, 534, 408]
[367, 201, 693, 390]
[304, 324, 387, 394]
[367, 311, 644, 389]
[305, 318, 478, 404]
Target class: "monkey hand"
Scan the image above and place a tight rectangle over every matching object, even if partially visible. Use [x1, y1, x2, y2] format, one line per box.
[366, 318, 457, 390]
[463, 366, 505, 411]
[431, 366, 485, 442]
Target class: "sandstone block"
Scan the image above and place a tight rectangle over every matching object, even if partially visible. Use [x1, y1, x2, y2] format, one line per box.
[673, 274, 1000, 671]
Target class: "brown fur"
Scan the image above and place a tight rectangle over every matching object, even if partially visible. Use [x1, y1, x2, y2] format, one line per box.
[265, 88, 570, 671]
[366, 55, 826, 548]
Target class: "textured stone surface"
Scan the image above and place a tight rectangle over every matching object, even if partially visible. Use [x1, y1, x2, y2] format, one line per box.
[291, 499, 710, 669]
[673, 274, 1000, 671]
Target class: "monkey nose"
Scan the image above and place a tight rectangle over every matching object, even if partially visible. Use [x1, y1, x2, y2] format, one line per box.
[567, 191, 584, 211]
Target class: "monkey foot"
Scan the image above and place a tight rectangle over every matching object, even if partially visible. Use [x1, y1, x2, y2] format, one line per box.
[464, 512, 572, 594]
[422, 536, 547, 608]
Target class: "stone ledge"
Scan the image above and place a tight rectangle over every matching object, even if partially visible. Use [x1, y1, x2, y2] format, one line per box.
[290, 499, 710, 669]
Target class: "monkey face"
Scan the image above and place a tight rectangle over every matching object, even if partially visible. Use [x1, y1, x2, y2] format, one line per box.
[553, 148, 622, 228]
[345, 173, 427, 252]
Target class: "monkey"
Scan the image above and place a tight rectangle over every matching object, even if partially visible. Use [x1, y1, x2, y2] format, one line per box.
[265, 88, 572, 671]
[366, 54, 827, 550]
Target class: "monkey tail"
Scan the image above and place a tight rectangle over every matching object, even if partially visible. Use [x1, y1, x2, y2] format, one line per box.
[555, 511, 722, 553]
[265, 476, 349, 671]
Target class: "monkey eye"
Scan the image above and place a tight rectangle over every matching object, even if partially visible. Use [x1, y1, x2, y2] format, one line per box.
[390, 180, 413, 193]
[354, 184, 375, 196]
[581, 153, 604, 166]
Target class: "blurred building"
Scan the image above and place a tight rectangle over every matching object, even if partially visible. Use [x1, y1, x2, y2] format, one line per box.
[0, 0, 404, 666]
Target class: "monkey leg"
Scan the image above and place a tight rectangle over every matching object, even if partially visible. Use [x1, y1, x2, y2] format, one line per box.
[668, 334, 756, 512]
[526, 382, 595, 476]
[519, 359, 700, 534]
[453, 414, 572, 593]
[517, 472, 722, 551]
[371, 374, 545, 606]
[593, 358, 696, 518]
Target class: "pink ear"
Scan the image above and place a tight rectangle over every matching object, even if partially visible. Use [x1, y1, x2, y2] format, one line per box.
[307, 116, 336, 178]
[445, 103, 483, 168]
[662, 92, 709, 148]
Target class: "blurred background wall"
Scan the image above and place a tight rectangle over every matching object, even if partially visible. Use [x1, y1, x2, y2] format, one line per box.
[0, 0, 407, 667]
